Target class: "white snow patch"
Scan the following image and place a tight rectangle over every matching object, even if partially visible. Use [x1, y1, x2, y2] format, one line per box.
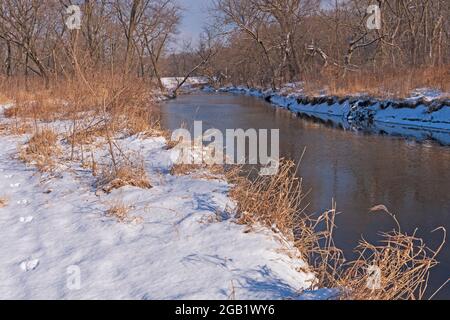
[407, 88, 447, 102]
[20, 259, 40, 272]
[0, 111, 321, 299]
[217, 86, 450, 145]
[161, 77, 209, 90]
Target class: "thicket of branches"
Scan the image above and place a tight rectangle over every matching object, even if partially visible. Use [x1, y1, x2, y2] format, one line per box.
[0, 0, 185, 89]
[0, 1, 449, 95]
[206, 0, 449, 92]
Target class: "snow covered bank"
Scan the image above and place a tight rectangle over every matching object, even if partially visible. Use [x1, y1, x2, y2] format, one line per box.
[215, 86, 450, 146]
[161, 77, 209, 91]
[0, 104, 330, 300]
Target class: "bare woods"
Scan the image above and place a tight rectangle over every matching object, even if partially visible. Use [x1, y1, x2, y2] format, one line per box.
[208, 0, 449, 94]
[0, 0, 182, 89]
[0, 0, 448, 300]
[0, 1, 449, 96]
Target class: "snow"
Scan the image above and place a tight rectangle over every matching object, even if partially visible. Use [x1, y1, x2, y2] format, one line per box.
[374, 104, 450, 130]
[215, 86, 450, 145]
[161, 77, 209, 91]
[407, 88, 447, 102]
[0, 103, 324, 300]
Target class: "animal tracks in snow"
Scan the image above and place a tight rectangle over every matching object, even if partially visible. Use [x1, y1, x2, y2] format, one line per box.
[20, 259, 40, 272]
[19, 216, 33, 223]
[9, 183, 20, 188]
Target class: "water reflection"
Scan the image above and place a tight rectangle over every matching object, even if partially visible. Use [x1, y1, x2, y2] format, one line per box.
[160, 93, 450, 299]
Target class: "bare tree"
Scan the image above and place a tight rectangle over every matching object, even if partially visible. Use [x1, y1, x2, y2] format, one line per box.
[0, 0, 53, 87]
[136, 0, 181, 89]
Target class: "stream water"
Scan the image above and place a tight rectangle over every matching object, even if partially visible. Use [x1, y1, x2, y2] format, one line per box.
[160, 93, 450, 299]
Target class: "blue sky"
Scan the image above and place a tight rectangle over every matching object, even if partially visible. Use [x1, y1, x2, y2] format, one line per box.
[175, 0, 335, 46]
[177, 0, 210, 45]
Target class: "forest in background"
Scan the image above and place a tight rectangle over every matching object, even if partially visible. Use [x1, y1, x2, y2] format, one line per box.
[0, 1, 448, 301]
[0, 0, 449, 97]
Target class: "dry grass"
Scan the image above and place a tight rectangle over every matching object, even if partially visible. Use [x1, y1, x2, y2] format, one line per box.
[226, 161, 446, 300]
[1, 75, 162, 140]
[169, 134, 225, 178]
[330, 205, 447, 300]
[105, 201, 143, 224]
[303, 65, 450, 99]
[170, 163, 224, 178]
[65, 123, 109, 146]
[337, 228, 445, 300]
[163, 130, 181, 150]
[170, 163, 200, 176]
[122, 107, 163, 137]
[5, 98, 65, 122]
[0, 92, 11, 105]
[227, 160, 304, 238]
[0, 121, 33, 135]
[293, 203, 345, 288]
[97, 156, 152, 193]
[1, 75, 164, 186]
[1, 75, 446, 297]
[0, 197, 8, 208]
[2, 78, 94, 120]
[19, 129, 60, 171]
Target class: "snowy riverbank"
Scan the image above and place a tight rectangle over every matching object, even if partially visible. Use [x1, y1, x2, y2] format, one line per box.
[0, 102, 334, 300]
[213, 86, 450, 146]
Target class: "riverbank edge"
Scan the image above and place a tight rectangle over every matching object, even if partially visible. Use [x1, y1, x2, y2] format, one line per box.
[208, 85, 450, 145]
[0, 97, 333, 299]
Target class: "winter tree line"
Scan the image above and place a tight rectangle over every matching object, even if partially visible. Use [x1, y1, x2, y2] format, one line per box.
[206, 0, 449, 88]
[0, 0, 182, 89]
[0, 0, 449, 90]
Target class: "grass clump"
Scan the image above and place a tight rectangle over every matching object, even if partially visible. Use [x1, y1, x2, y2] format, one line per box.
[105, 201, 143, 224]
[304, 65, 450, 99]
[122, 107, 163, 137]
[226, 160, 446, 300]
[19, 129, 60, 171]
[0, 197, 8, 208]
[97, 157, 152, 193]
[227, 160, 303, 238]
[170, 163, 224, 178]
[337, 228, 445, 300]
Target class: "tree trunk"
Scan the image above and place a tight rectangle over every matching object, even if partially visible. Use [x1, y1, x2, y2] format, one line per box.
[6, 41, 11, 77]
[123, 0, 142, 76]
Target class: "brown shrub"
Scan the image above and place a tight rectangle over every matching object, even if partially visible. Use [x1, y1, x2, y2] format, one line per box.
[226, 161, 446, 300]
[121, 106, 163, 137]
[105, 201, 143, 224]
[227, 160, 303, 238]
[3, 93, 68, 122]
[19, 129, 60, 171]
[303, 65, 450, 99]
[0, 122, 33, 135]
[3, 105, 18, 118]
[336, 228, 445, 300]
[65, 122, 109, 146]
[97, 157, 152, 193]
